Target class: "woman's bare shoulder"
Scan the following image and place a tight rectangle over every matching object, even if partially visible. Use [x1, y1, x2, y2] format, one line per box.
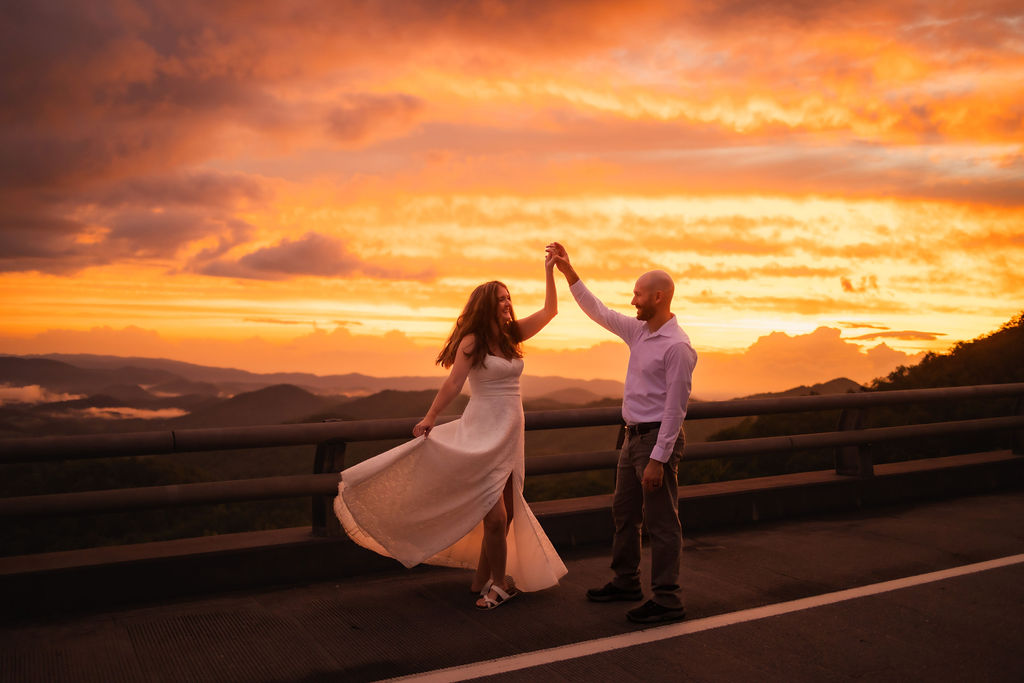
[458, 333, 477, 353]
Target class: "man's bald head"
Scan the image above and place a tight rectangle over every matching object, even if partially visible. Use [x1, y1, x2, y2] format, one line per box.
[631, 269, 675, 324]
[637, 270, 675, 304]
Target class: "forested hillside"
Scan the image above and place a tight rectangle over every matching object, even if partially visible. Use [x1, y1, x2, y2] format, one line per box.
[701, 312, 1024, 483]
[872, 312, 1024, 389]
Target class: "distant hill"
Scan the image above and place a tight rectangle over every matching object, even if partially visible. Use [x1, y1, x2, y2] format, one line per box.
[14, 353, 623, 400]
[534, 387, 608, 406]
[0, 350, 870, 440]
[94, 384, 159, 403]
[0, 357, 181, 395]
[170, 384, 337, 428]
[741, 377, 864, 400]
[309, 389, 468, 422]
[149, 378, 222, 397]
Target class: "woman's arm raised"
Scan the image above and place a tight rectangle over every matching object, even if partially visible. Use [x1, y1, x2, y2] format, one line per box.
[516, 251, 558, 342]
[413, 334, 475, 437]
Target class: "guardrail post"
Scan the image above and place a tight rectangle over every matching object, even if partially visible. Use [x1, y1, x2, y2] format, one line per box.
[312, 439, 346, 536]
[835, 408, 873, 477]
[1014, 396, 1024, 455]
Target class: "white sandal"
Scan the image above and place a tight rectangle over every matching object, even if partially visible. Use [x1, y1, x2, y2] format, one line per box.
[475, 580, 519, 610]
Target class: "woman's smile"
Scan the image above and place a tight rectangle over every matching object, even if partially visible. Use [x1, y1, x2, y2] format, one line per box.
[497, 288, 513, 321]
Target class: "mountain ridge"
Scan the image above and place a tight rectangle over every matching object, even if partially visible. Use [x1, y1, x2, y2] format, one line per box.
[6, 353, 624, 400]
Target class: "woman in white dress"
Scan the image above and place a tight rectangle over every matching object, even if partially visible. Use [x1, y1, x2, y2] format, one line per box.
[334, 252, 567, 609]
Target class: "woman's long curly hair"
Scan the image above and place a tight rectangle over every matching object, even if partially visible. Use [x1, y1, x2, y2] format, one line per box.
[437, 280, 523, 369]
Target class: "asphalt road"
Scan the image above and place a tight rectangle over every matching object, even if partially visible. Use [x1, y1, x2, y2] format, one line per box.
[2, 490, 1023, 682]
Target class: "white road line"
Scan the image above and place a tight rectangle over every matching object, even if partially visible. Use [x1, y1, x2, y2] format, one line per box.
[384, 553, 1024, 682]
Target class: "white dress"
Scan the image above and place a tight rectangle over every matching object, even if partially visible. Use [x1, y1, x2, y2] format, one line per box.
[333, 355, 567, 592]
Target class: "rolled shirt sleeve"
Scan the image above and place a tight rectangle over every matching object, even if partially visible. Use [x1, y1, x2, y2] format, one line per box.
[649, 342, 698, 463]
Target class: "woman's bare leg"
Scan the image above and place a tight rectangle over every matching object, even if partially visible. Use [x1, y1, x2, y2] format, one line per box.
[471, 476, 516, 593]
[474, 495, 508, 607]
[502, 474, 515, 527]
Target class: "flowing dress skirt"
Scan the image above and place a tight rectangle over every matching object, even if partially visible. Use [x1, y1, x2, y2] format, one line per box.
[333, 356, 567, 592]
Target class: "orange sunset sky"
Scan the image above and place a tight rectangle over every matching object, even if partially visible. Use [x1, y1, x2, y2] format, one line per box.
[1, 1, 1022, 398]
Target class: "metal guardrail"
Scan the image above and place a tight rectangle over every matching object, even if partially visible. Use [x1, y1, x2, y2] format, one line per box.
[1, 383, 1022, 525]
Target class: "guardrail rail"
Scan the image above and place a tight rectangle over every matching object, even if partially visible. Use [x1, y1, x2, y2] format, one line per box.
[1, 383, 1022, 539]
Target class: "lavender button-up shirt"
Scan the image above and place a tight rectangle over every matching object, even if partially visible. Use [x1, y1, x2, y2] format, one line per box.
[570, 279, 698, 463]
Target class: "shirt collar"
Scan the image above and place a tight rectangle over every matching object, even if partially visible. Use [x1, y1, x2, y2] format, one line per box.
[644, 314, 680, 339]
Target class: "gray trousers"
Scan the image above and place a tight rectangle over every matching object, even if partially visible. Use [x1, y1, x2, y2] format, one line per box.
[610, 428, 685, 609]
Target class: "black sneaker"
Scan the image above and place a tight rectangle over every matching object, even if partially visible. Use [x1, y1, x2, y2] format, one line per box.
[626, 599, 686, 623]
[586, 582, 643, 602]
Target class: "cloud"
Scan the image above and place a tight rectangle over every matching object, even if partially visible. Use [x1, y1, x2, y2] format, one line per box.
[93, 172, 268, 209]
[0, 210, 256, 274]
[0, 384, 84, 405]
[0, 211, 94, 271]
[243, 318, 311, 326]
[0, 170, 265, 274]
[0, 0, 1021, 357]
[678, 263, 842, 281]
[838, 321, 890, 330]
[692, 292, 914, 317]
[848, 330, 946, 341]
[326, 94, 425, 145]
[688, 327, 925, 398]
[70, 407, 189, 420]
[196, 233, 437, 281]
[108, 210, 255, 259]
[840, 276, 880, 293]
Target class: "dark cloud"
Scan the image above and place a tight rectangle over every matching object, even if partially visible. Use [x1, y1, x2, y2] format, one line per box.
[840, 276, 880, 293]
[677, 263, 841, 280]
[93, 172, 267, 209]
[679, 1, 1024, 51]
[107, 210, 254, 259]
[849, 330, 946, 341]
[0, 170, 261, 273]
[327, 94, 424, 145]
[238, 233, 363, 278]
[197, 233, 437, 281]
[0, 211, 103, 273]
[838, 321, 891, 330]
[692, 290, 913, 316]
[0, 211, 255, 274]
[243, 318, 310, 326]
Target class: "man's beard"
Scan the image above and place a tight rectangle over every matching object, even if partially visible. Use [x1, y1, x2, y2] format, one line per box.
[635, 305, 655, 321]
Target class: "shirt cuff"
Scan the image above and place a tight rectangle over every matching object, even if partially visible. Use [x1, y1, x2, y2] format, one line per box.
[649, 444, 670, 463]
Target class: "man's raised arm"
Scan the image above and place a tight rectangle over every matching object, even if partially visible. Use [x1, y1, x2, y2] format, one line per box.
[546, 242, 636, 341]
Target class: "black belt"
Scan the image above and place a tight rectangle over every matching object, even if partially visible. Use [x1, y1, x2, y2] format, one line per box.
[624, 421, 661, 436]
[617, 421, 665, 448]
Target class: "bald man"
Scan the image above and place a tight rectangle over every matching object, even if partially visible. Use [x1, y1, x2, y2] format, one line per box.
[547, 243, 697, 624]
